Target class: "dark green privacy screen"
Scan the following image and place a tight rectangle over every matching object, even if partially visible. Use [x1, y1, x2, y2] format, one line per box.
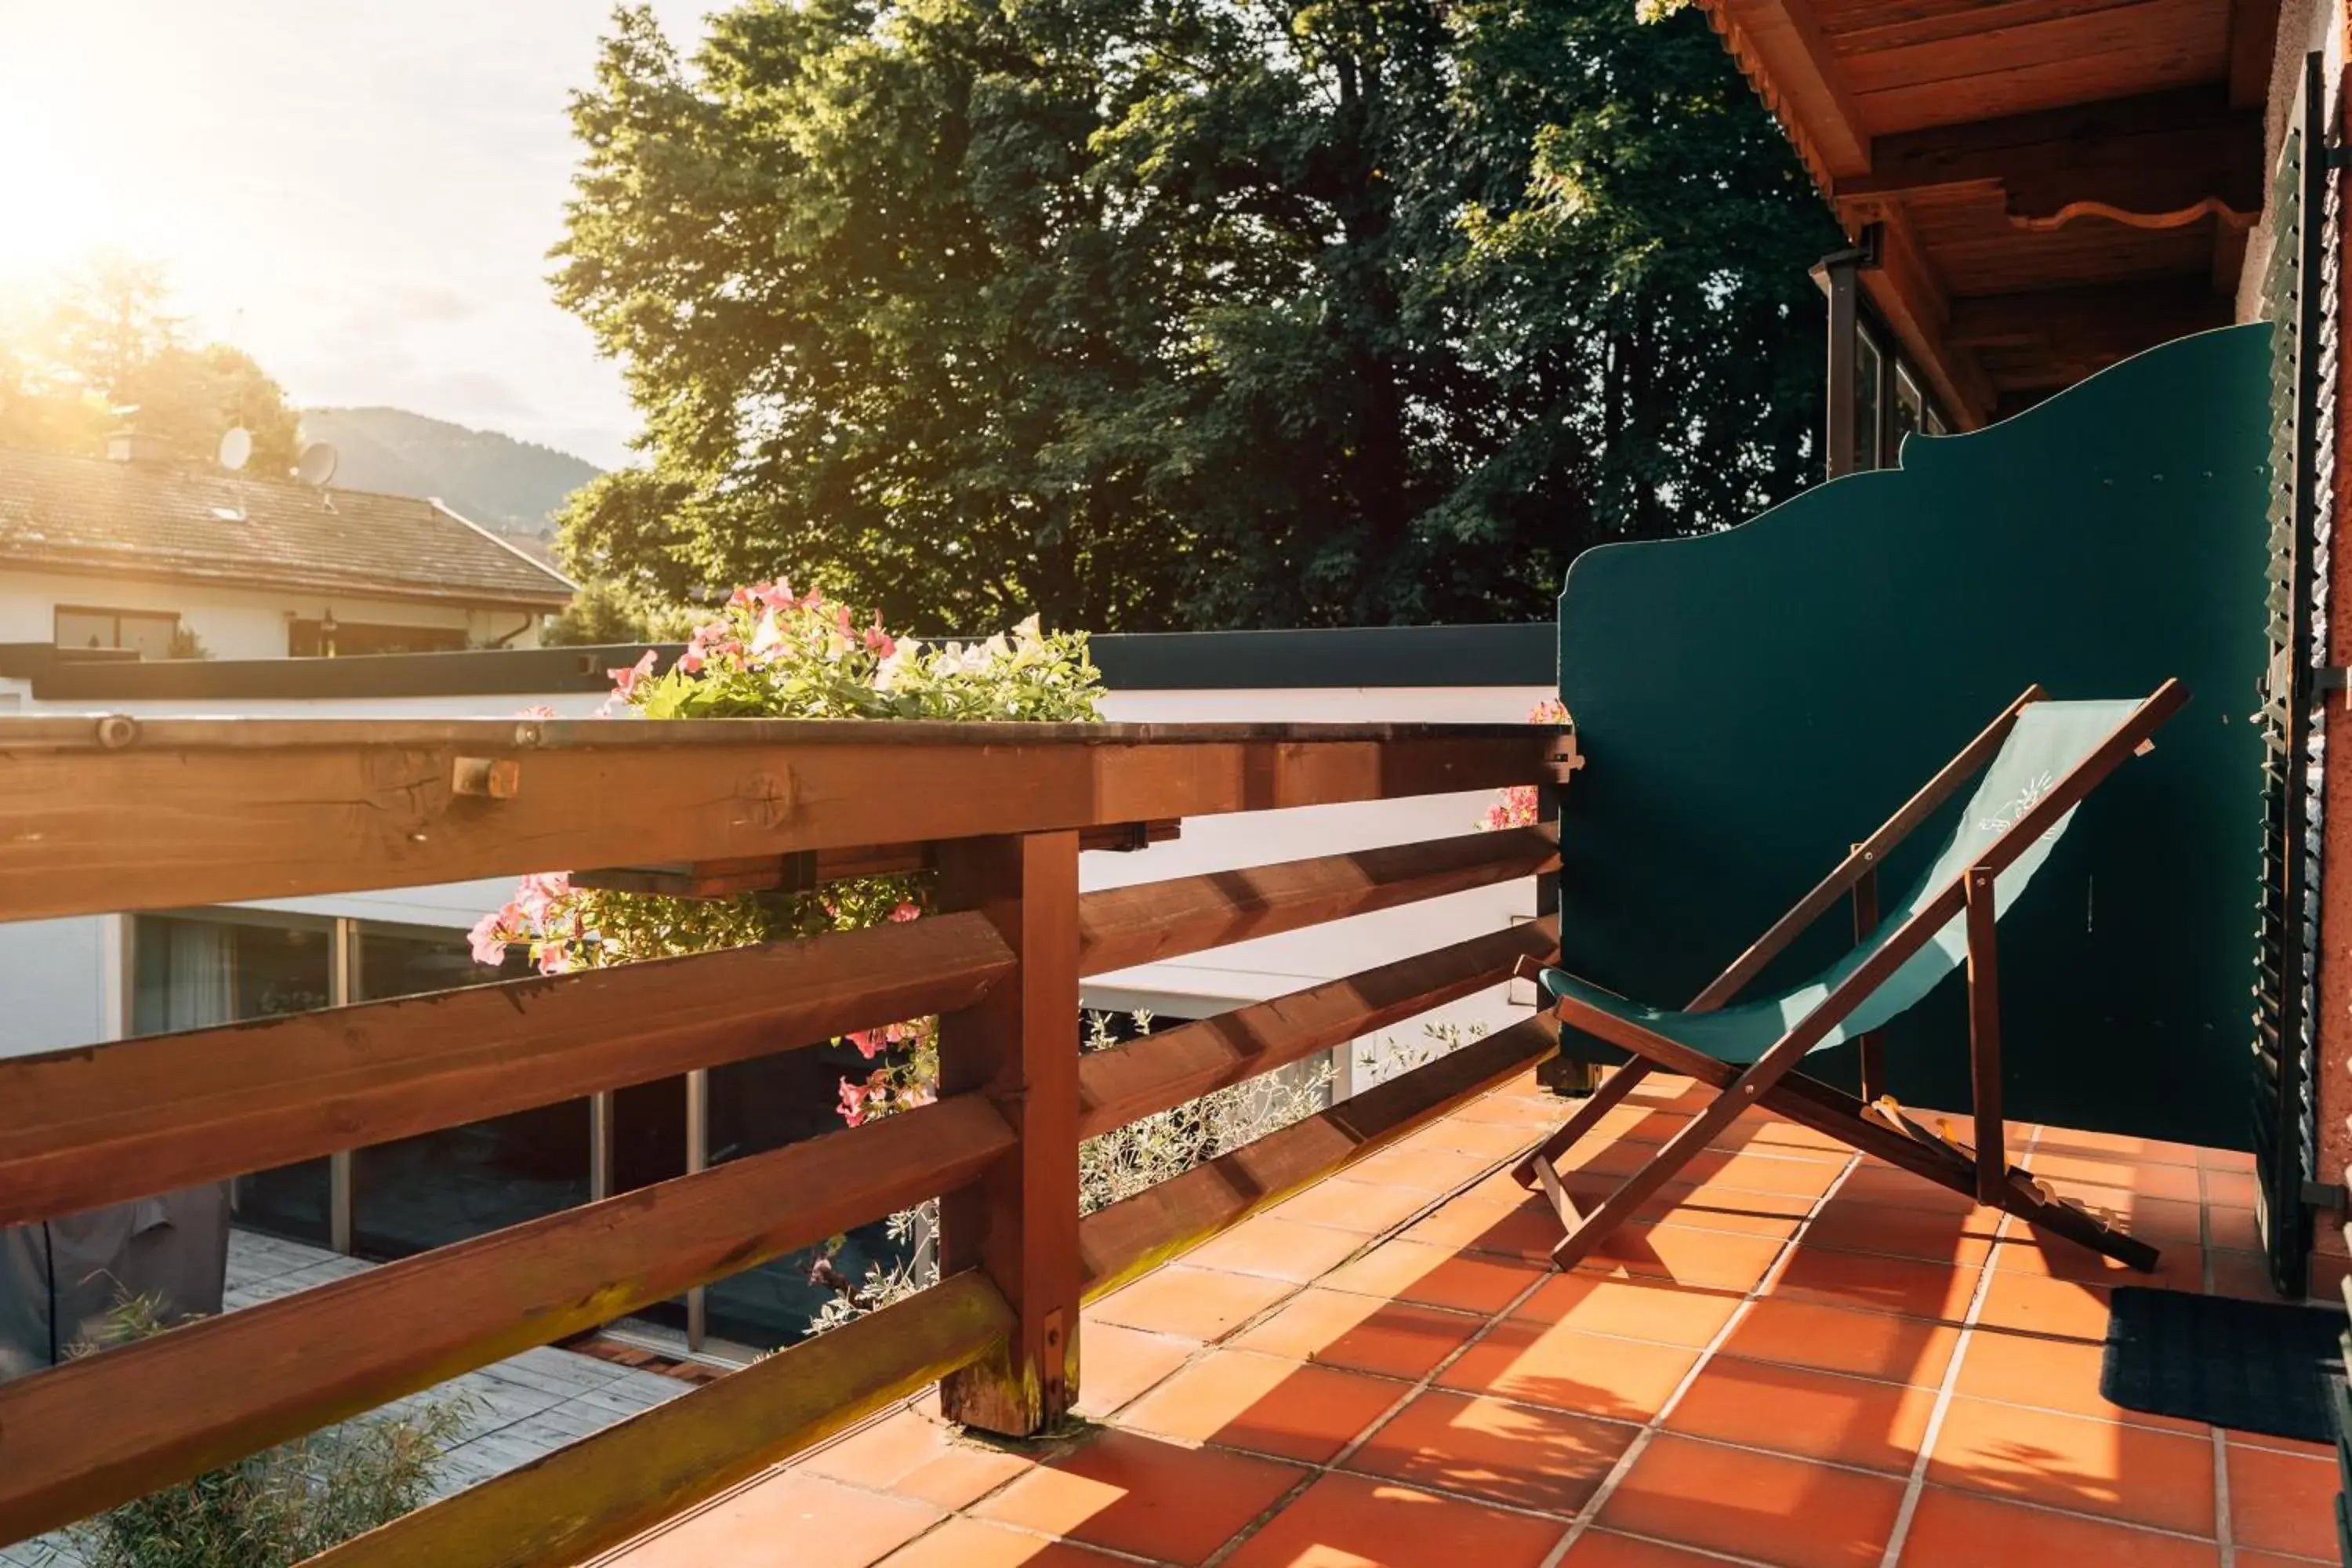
[1555, 324, 2271, 1147]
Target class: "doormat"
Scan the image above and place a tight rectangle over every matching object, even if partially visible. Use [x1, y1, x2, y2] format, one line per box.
[2100, 1286, 2346, 1444]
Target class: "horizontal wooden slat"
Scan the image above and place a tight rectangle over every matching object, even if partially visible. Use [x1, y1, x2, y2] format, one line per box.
[0, 720, 1566, 921]
[306, 1272, 1013, 1568]
[1078, 1013, 1560, 1298]
[1076, 825, 1560, 978]
[0, 913, 1011, 1228]
[1076, 918, 1560, 1139]
[0, 1095, 1013, 1547]
[575, 820, 1181, 898]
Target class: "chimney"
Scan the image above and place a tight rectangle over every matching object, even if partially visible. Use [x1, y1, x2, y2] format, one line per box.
[106, 430, 172, 465]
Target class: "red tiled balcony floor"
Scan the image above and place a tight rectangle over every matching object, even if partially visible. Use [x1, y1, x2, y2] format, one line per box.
[592, 1069, 2339, 1568]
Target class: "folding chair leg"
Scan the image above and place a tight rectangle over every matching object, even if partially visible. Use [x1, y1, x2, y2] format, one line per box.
[1514, 1060, 1653, 1189]
[1963, 866, 2005, 1203]
[1551, 1046, 1812, 1271]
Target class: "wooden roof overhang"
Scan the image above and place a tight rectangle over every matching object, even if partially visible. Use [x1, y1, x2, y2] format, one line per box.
[1698, 0, 2279, 426]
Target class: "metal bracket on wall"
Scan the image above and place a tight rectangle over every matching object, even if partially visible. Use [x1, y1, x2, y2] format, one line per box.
[2302, 1178, 2347, 1214]
[2325, 145, 2352, 169]
[2315, 667, 2352, 705]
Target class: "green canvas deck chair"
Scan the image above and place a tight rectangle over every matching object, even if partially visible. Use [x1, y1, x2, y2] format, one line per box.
[1522, 680, 2187, 1274]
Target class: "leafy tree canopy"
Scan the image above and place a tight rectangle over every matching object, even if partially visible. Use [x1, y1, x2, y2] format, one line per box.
[0, 253, 302, 477]
[557, 0, 1837, 631]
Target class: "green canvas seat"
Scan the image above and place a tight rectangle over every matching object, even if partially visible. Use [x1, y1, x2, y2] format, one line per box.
[1520, 683, 2185, 1274]
[1539, 698, 2140, 1067]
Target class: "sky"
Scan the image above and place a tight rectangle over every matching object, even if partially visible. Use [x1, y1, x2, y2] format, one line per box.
[0, 1, 712, 469]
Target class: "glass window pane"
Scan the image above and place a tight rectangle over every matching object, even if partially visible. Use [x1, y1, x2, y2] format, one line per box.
[350, 929, 589, 1259]
[54, 610, 114, 650]
[117, 612, 176, 659]
[1854, 330, 1884, 470]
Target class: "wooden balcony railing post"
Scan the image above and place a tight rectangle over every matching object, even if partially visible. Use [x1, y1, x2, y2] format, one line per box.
[935, 830, 1082, 1436]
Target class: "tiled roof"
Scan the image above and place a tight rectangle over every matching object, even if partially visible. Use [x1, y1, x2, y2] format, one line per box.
[0, 446, 575, 607]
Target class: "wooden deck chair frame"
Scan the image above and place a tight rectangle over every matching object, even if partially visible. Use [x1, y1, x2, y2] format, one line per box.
[1517, 679, 2189, 1275]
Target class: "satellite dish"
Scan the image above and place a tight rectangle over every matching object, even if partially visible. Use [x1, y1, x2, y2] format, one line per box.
[296, 441, 339, 488]
[216, 427, 252, 473]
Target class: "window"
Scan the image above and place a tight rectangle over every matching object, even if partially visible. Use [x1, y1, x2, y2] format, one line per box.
[55, 605, 179, 659]
[288, 619, 470, 657]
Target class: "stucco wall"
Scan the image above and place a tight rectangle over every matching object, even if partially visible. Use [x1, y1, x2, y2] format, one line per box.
[0, 565, 545, 660]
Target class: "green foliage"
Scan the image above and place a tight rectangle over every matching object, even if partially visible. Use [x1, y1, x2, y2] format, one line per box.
[475, 584, 1103, 1120]
[0, 254, 302, 474]
[554, 0, 1835, 631]
[57, 1297, 465, 1568]
[543, 575, 702, 645]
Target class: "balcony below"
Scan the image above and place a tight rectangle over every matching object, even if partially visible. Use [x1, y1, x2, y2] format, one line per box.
[593, 1068, 2336, 1568]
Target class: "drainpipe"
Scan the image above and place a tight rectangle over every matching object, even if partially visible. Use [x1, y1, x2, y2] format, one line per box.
[489, 612, 538, 648]
[1810, 227, 1882, 481]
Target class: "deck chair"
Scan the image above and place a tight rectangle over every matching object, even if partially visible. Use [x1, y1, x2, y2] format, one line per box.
[1520, 680, 2187, 1274]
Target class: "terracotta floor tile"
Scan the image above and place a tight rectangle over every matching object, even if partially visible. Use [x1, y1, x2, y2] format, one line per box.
[875, 1519, 1126, 1568]
[1773, 1247, 1978, 1321]
[1351, 1387, 1635, 1512]
[1833, 1164, 2001, 1216]
[2237, 1554, 2336, 1567]
[1971, 1270, 2111, 1341]
[1456, 1091, 1569, 1127]
[1402, 1200, 1564, 1262]
[2208, 1205, 2263, 1253]
[1512, 1272, 1744, 1348]
[1087, 1264, 1296, 1342]
[2230, 1429, 2337, 1458]
[1232, 1286, 1484, 1379]
[1321, 1237, 1546, 1315]
[1953, 1327, 2204, 1433]
[1071, 1319, 1196, 1417]
[1665, 1358, 1939, 1473]
[1219, 1470, 1567, 1568]
[2207, 1248, 2277, 1300]
[1188, 1215, 1371, 1283]
[1718, 1297, 1961, 1385]
[1438, 1319, 1699, 1423]
[1573, 1221, 1786, 1291]
[2028, 1153, 2204, 1202]
[1599, 1433, 1905, 1568]
[1275, 1177, 1443, 1236]
[1406, 1117, 1544, 1161]
[1703, 1152, 1849, 1196]
[974, 1428, 1303, 1566]
[1896, 1486, 2220, 1567]
[615, 1471, 944, 1568]
[1563, 1531, 1753, 1565]
[1348, 1142, 1504, 1193]
[1116, 1348, 1403, 1463]
[1926, 1395, 2216, 1535]
[798, 1410, 1033, 1510]
[2206, 1169, 2259, 1207]
[2200, 1145, 2257, 1173]
[1986, 1232, 2201, 1290]
[2227, 1439, 2339, 1559]
[1798, 1203, 2000, 1268]
[2031, 1128, 2207, 1168]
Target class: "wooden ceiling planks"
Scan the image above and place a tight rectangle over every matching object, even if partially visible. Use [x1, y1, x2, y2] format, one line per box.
[1699, 0, 2273, 426]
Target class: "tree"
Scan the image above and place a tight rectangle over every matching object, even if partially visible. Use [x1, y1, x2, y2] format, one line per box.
[555, 0, 1835, 632]
[0, 255, 301, 473]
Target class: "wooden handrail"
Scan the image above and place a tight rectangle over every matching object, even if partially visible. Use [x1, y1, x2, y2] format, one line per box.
[305, 1272, 1014, 1568]
[0, 720, 1567, 922]
[0, 1096, 1014, 1545]
[1077, 917, 1559, 1139]
[0, 915, 1013, 1228]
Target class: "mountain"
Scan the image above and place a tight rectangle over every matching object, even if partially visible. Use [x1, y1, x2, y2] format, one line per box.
[297, 408, 601, 559]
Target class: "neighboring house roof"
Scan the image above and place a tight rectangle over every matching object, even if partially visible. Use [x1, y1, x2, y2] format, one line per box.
[0, 446, 575, 608]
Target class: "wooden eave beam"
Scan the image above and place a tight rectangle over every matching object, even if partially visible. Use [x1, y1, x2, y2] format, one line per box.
[1839, 89, 2263, 233]
[1697, 0, 1872, 190]
[1947, 277, 2233, 390]
[2229, 0, 2286, 107]
[1837, 202, 1997, 430]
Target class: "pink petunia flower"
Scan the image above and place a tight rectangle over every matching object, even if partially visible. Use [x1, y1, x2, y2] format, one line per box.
[467, 912, 508, 967]
[888, 901, 920, 923]
[608, 648, 658, 699]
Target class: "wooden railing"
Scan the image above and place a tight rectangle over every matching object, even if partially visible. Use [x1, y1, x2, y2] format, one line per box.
[0, 713, 1572, 1565]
